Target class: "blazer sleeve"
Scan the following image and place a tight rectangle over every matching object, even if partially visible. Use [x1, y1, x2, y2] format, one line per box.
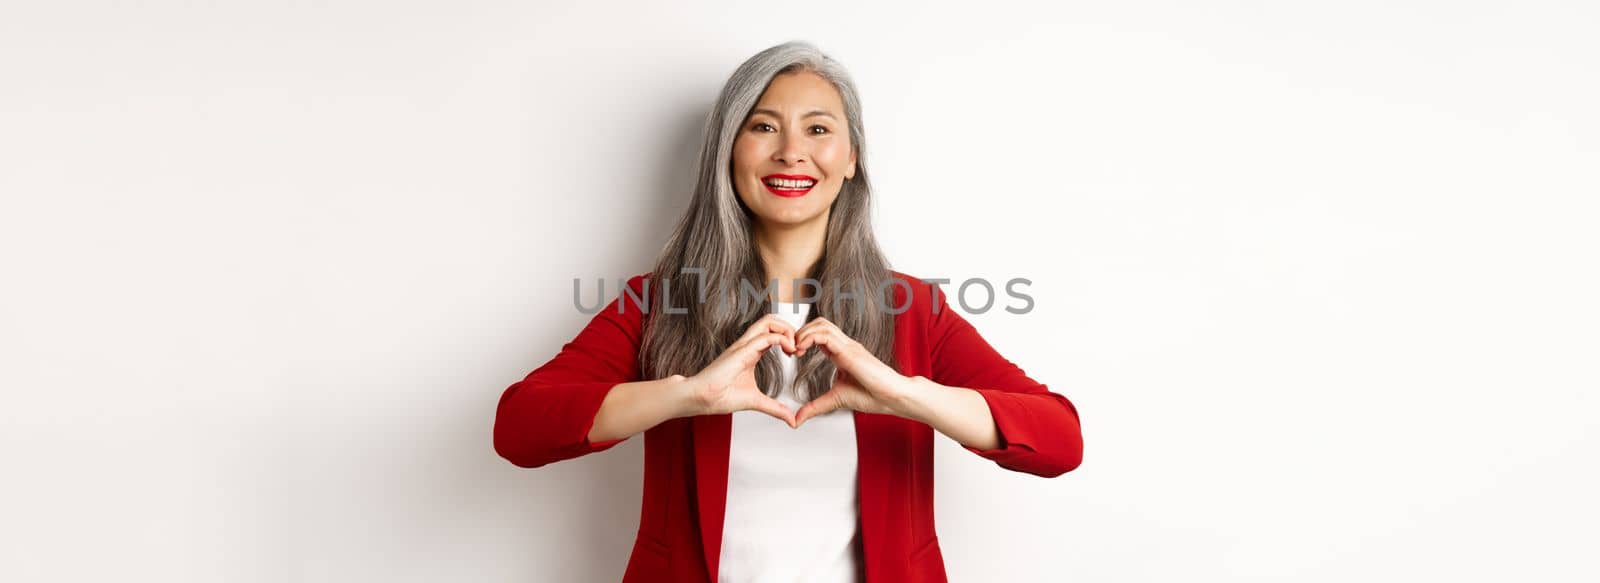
[926, 285, 1084, 478]
[494, 274, 649, 468]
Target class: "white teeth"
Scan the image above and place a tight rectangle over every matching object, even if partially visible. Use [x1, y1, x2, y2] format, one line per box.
[764, 178, 816, 189]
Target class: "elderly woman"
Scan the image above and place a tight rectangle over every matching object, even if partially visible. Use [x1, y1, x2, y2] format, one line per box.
[494, 40, 1084, 583]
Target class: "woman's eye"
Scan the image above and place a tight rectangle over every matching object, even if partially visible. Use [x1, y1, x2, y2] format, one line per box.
[749, 122, 830, 135]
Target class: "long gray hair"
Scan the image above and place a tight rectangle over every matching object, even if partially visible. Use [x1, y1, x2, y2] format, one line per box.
[639, 40, 898, 402]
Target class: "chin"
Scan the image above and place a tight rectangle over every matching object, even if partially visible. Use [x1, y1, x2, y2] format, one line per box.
[765, 213, 818, 226]
[755, 207, 825, 225]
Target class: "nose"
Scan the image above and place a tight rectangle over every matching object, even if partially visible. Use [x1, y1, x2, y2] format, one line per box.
[773, 130, 806, 165]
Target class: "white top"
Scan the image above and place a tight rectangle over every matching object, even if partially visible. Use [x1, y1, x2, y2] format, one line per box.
[717, 301, 863, 583]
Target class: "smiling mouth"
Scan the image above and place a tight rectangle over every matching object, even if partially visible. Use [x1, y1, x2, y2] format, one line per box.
[762, 176, 816, 197]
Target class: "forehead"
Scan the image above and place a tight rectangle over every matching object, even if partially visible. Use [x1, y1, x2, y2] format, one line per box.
[752, 71, 845, 115]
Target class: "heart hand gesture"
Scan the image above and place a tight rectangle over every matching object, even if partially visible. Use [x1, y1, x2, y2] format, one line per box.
[685, 314, 800, 428]
[792, 317, 916, 428]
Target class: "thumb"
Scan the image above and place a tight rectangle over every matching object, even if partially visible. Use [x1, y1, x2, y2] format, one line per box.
[750, 394, 797, 429]
[794, 388, 842, 429]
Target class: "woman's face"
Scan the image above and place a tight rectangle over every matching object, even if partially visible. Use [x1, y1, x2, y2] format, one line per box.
[731, 70, 857, 230]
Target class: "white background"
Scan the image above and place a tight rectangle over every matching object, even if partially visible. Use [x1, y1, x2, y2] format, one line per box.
[2, 1, 1596, 581]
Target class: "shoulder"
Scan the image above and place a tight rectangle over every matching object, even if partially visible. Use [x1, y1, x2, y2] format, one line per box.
[885, 269, 952, 324]
[583, 272, 654, 328]
[625, 271, 652, 295]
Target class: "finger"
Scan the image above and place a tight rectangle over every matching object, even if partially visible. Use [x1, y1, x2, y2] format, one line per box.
[750, 395, 797, 429]
[740, 314, 798, 342]
[734, 332, 790, 368]
[797, 329, 854, 366]
[772, 323, 798, 355]
[794, 326, 828, 356]
[739, 315, 798, 353]
[794, 319, 846, 357]
[794, 388, 843, 428]
[794, 316, 836, 337]
[740, 332, 788, 356]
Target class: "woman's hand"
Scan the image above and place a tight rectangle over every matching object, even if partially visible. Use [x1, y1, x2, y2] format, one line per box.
[792, 316, 918, 428]
[684, 314, 800, 428]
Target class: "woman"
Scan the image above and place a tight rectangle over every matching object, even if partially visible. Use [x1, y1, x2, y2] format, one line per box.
[493, 40, 1084, 583]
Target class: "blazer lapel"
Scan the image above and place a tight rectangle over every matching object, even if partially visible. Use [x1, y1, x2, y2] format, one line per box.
[853, 410, 895, 582]
[693, 413, 731, 582]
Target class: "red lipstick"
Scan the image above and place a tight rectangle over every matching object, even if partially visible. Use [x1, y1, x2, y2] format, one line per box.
[761, 173, 817, 198]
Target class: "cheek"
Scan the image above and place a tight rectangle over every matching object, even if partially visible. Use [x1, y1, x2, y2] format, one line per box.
[815, 141, 853, 176]
[729, 140, 759, 197]
[730, 141, 751, 174]
[732, 135, 769, 171]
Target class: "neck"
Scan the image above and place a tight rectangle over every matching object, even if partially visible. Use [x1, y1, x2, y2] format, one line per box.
[753, 217, 827, 304]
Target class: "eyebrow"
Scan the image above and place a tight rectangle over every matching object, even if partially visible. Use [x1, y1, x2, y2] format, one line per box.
[749, 108, 838, 121]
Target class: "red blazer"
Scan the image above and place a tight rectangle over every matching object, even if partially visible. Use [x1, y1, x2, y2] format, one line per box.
[494, 271, 1084, 582]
